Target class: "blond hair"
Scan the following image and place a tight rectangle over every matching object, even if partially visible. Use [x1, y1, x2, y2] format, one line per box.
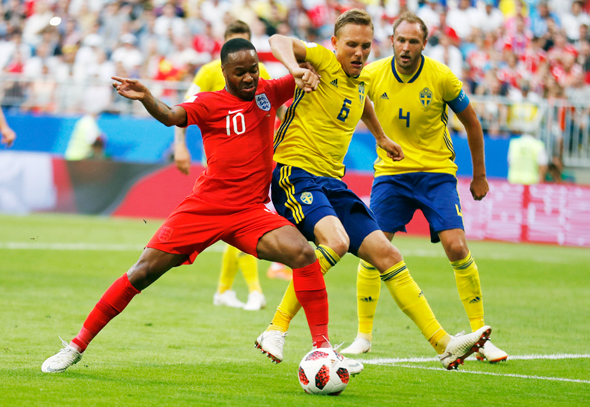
[334, 9, 373, 37]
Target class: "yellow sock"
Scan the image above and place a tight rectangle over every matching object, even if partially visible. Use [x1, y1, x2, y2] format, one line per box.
[381, 261, 448, 354]
[452, 251, 485, 332]
[356, 260, 380, 342]
[267, 244, 340, 333]
[237, 251, 261, 293]
[217, 245, 240, 293]
[268, 280, 301, 333]
[314, 244, 340, 275]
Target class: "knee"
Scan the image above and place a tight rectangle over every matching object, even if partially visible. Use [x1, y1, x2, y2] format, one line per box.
[446, 240, 469, 261]
[284, 239, 316, 269]
[127, 257, 160, 290]
[373, 244, 403, 273]
[319, 234, 349, 258]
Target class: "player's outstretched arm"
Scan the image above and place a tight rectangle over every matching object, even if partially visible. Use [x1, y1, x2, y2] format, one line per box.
[0, 109, 15, 147]
[112, 76, 187, 127]
[456, 103, 488, 200]
[361, 98, 404, 161]
[269, 35, 318, 93]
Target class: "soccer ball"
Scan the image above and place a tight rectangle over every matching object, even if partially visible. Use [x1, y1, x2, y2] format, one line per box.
[298, 348, 350, 395]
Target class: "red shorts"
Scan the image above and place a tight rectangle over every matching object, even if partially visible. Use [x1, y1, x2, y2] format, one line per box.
[147, 193, 294, 265]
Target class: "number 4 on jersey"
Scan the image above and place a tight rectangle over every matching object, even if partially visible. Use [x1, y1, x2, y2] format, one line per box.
[399, 108, 410, 128]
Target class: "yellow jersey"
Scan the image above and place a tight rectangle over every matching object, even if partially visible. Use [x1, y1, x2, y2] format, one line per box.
[366, 55, 465, 177]
[273, 42, 371, 179]
[185, 59, 272, 98]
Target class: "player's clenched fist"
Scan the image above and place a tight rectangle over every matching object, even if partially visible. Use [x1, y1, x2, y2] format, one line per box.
[290, 67, 319, 93]
[378, 138, 405, 162]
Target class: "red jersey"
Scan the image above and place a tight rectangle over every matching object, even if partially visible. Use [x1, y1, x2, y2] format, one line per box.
[178, 75, 296, 208]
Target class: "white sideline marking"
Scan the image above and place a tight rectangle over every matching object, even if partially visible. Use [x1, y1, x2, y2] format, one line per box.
[360, 354, 590, 384]
[360, 353, 590, 365]
[393, 364, 590, 384]
[0, 242, 226, 252]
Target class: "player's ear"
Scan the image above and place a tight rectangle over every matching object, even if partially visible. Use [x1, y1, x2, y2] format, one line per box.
[331, 35, 337, 50]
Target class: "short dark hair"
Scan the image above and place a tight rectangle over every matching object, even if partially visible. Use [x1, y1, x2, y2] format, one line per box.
[393, 12, 428, 41]
[224, 20, 251, 41]
[220, 38, 256, 65]
[334, 9, 373, 38]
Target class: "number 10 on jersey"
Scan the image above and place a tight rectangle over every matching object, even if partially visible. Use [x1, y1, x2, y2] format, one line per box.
[226, 112, 246, 135]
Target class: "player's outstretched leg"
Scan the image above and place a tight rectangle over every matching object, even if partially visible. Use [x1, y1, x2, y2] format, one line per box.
[341, 260, 380, 355]
[440, 229, 508, 363]
[42, 249, 186, 373]
[257, 216, 347, 358]
[357, 230, 491, 370]
[255, 225, 329, 363]
[254, 225, 363, 374]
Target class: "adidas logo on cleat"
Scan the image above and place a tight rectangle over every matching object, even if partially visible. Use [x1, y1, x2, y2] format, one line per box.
[380, 92, 389, 100]
[330, 79, 338, 87]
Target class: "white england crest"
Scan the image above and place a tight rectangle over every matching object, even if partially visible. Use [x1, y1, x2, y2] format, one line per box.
[255, 93, 271, 111]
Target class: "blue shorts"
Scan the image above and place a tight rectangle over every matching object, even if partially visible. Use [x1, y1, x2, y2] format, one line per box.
[370, 172, 464, 243]
[272, 164, 380, 256]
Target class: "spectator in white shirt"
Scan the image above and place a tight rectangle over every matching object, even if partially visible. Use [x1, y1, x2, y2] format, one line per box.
[111, 34, 143, 78]
[446, 0, 479, 40]
[477, 0, 505, 35]
[154, 2, 186, 39]
[427, 33, 464, 80]
[561, 0, 590, 42]
[417, 0, 441, 33]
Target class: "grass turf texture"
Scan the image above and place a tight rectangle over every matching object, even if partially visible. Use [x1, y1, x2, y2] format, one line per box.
[1, 213, 589, 406]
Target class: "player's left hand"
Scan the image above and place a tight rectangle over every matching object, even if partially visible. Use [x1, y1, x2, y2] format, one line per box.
[112, 76, 149, 100]
[470, 175, 489, 200]
[379, 138, 404, 161]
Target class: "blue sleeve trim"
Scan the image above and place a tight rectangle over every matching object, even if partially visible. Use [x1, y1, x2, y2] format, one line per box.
[447, 90, 469, 114]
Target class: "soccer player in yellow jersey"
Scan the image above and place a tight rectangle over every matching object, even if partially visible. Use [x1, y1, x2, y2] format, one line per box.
[174, 21, 272, 311]
[340, 12, 508, 363]
[254, 9, 493, 370]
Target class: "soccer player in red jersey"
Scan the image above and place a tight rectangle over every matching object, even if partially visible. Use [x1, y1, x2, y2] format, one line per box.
[41, 39, 341, 373]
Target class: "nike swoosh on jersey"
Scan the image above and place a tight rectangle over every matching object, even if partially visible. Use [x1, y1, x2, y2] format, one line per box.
[228, 109, 243, 114]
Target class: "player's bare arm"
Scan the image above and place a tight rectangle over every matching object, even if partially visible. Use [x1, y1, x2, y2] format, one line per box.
[174, 127, 191, 175]
[173, 81, 202, 175]
[269, 35, 318, 93]
[0, 109, 16, 147]
[456, 103, 488, 200]
[361, 98, 404, 161]
[112, 76, 187, 127]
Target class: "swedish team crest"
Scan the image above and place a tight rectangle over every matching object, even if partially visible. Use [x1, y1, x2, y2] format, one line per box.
[300, 192, 313, 205]
[358, 82, 365, 104]
[255, 93, 271, 111]
[419, 87, 433, 108]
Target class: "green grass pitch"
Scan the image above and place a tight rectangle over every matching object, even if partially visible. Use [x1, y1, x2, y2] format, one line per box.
[1, 214, 589, 406]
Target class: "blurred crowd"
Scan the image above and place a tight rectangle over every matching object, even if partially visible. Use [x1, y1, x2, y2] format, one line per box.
[1, 0, 590, 120]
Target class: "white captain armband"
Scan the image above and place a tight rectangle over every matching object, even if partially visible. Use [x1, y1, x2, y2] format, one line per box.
[447, 89, 469, 113]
